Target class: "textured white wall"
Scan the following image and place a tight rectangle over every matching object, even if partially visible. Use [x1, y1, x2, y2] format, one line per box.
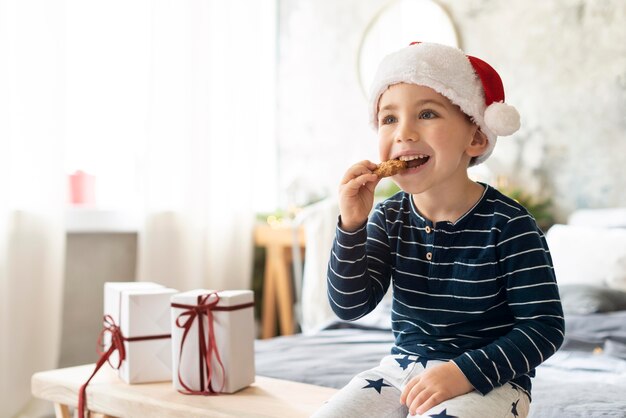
[277, 0, 626, 221]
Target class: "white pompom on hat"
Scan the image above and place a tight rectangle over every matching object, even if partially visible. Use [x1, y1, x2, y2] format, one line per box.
[369, 42, 520, 166]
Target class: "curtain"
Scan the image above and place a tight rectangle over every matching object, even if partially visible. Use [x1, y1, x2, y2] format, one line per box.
[295, 198, 340, 333]
[137, 0, 277, 292]
[0, 1, 66, 416]
[1, 1, 276, 415]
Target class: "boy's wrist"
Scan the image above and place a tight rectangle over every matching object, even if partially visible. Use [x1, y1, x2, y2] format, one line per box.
[338, 216, 367, 232]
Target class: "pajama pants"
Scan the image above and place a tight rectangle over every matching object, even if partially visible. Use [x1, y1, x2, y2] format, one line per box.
[311, 354, 530, 418]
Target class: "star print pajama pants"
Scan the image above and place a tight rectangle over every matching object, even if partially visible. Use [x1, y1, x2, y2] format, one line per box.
[310, 354, 530, 418]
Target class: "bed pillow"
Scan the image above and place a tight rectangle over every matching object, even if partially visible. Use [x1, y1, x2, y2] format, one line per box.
[559, 284, 626, 315]
[607, 255, 626, 292]
[567, 207, 626, 228]
[546, 224, 626, 288]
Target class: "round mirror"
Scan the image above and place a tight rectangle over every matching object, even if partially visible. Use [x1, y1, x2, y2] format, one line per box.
[357, 0, 459, 98]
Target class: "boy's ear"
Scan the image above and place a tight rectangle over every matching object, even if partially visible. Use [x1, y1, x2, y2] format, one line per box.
[466, 128, 489, 158]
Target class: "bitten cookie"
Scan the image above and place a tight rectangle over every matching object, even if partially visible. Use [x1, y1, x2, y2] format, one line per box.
[373, 159, 407, 177]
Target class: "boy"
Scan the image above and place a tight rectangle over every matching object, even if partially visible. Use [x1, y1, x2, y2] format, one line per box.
[313, 42, 564, 418]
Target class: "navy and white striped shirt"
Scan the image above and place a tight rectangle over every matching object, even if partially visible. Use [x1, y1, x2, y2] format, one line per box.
[327, 184, 564, 397]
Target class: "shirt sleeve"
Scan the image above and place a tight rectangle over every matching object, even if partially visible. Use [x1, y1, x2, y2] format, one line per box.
[452, 213, 565, 395]
[326, 205, 392, 321]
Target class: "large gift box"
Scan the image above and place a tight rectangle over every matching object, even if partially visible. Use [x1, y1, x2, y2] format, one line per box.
[171, 289, 255, 394]
[103, 281, 178, 384]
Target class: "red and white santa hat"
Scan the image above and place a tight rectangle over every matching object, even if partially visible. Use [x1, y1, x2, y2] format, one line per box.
[369, 42, 520, 166]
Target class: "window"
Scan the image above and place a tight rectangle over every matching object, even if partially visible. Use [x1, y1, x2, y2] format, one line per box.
[65, 0, 150, 209]
[64, 0, 278, 213]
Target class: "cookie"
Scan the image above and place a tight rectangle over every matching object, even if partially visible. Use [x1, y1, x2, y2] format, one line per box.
[373, 159, 407, 177]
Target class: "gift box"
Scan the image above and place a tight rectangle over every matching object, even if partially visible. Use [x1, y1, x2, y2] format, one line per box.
[103, 281, 178, 383]
[171, 289, 255, 394]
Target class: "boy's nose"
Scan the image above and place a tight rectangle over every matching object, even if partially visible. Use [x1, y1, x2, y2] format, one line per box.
[395, 123, 418, 143]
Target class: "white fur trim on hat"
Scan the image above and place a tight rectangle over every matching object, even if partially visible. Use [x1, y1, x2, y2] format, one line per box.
[368, 42, 520, 166]
[484, 102, 520, 136]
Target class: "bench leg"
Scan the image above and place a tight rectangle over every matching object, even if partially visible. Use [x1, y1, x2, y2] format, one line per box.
[53, 404, 71, 418]
[53, 403, 116, 418]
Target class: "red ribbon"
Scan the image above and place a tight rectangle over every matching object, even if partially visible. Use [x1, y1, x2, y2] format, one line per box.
[77, 315, 171, 417]
[172, 292, 254, 395]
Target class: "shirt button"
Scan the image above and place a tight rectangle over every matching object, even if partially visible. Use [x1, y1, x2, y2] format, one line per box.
[425, 226, 432, 234]
[426, 252, 433, 261]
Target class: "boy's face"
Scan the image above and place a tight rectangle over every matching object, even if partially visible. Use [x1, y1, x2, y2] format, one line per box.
[376, 83, 484, 194]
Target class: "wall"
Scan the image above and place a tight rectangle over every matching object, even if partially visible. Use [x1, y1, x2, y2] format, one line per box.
[276, 0, 626, 221]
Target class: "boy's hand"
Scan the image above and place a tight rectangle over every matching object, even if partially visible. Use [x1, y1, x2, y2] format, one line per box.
[400, 362, 474, 416]
[338, 160, 380, 232]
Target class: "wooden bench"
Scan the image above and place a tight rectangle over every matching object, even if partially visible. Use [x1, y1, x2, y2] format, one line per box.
[32, 364, 336, 417]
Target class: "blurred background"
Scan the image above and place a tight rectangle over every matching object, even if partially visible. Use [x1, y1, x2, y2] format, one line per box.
[1, 0, 625, 416]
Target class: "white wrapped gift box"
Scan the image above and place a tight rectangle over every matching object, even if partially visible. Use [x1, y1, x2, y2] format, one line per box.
[103, 282, 178, 383]
[171, 289, 255, 394]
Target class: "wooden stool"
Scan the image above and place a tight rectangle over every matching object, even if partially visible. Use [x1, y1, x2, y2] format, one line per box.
[254, 223, 305, 339]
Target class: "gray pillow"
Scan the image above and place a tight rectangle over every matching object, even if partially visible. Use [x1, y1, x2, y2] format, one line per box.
[559, 284, 626, 315]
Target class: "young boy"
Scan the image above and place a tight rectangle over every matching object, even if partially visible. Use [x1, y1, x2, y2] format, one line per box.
[313, 42, 564, 418]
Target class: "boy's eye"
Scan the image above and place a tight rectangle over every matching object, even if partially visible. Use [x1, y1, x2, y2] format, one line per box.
[420, 110, 437, 119]
[381, 115, 397, 125]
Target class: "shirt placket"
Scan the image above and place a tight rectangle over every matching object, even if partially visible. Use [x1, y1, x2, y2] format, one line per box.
[424, 222, 436, 274]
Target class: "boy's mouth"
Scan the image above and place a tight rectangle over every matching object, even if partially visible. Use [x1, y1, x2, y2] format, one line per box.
[398, 154, 430, 169]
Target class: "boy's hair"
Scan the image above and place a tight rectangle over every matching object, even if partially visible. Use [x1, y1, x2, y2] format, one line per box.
[369, 42, 520, 166]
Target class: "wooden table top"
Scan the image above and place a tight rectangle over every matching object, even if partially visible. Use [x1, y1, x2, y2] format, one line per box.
[32, 364, 337, 418]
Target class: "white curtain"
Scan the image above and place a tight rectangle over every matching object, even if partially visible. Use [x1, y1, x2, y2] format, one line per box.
[295, 198, 340, 333]
[0, 1, 277, 416]
[0, 1, 66, 416]
[137, 0, 277, 292]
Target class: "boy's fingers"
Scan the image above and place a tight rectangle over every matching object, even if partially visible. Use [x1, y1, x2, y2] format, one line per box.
[345, 173, 378, 192]
[359, 173, 379, 187]
[406, 382, 426, 413]
[400, 376, 419, 405]
[355, 159, 378, 171]
[400, 390, 408, 405]
[364, 160, 379, 171]
[340, 161, 377, 184]
[414, 393, 439, 416]
[409, 391, 430, 416]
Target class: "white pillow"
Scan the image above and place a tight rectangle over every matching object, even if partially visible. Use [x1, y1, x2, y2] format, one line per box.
[568, 208, 626, 228]
[546, 224, 626, 288]
[607, 255, 626, 292]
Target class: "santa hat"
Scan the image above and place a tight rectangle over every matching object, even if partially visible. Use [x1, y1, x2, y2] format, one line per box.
[369, 42, 520, 166]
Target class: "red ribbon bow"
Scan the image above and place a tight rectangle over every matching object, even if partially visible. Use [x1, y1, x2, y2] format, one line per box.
[77, 315, 126, 417]
[172, 292, 227, 395]
[78, 314, 171, 417]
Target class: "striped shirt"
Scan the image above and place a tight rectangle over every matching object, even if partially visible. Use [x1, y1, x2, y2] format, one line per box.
[327, 184, 564, 397]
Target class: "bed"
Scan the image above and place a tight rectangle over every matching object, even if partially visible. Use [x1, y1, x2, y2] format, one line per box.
[255, 208, 626, 417]
[255, 309, 626, 417]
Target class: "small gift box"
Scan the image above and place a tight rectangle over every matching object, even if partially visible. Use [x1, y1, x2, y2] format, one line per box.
[103, 281, 178, 384]
[171, 289, 255, 394]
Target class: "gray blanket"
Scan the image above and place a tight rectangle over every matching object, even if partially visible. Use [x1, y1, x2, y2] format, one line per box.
[530, 351, 626, 417]
[255, 313, 626, 418]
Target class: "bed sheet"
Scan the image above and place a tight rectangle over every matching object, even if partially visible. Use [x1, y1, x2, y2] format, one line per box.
[255, 313, 626, 418]
[255, 325, 391, 389]
[530, 350, 626, 417]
